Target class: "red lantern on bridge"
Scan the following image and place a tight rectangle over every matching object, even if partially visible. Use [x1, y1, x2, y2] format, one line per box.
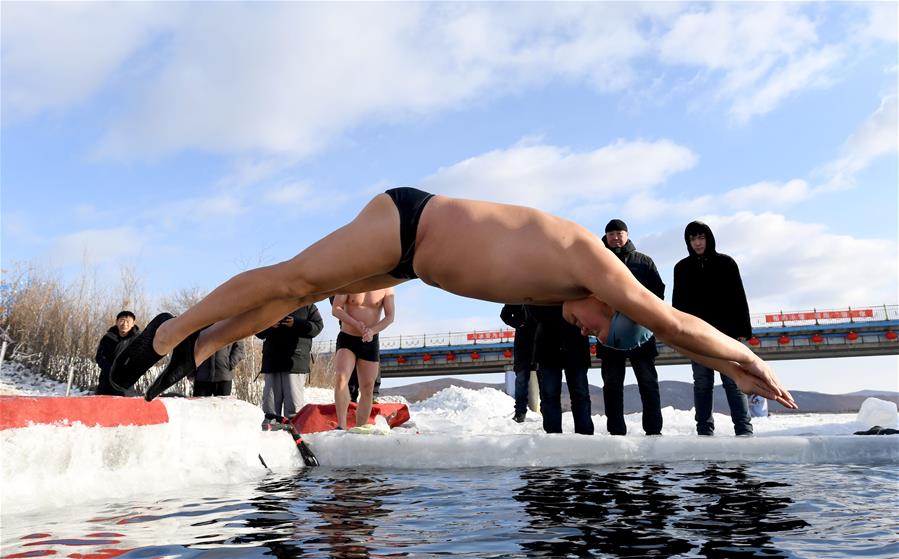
[471, 351, 480, 360]
[748, 336, 761, 346]
[397, 355, 407, 365]
[811, 334, 824, 344]
[503, 349, 513, 359]
[885, 331, 898, 341]
[423, 353, 432, 362]
[590, 344, 597, 355]
[778, 335, 790, 345]
[847, 331, 859, 341]
[446, 353, 456, 362]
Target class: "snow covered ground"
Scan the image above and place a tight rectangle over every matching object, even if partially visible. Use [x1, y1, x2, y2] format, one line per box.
[2, 363, 897, 514]
[0, 361, 91, 396]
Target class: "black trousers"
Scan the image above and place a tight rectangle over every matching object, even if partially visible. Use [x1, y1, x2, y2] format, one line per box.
[601, 352, 662, 435]
[193, 380, 233, 397]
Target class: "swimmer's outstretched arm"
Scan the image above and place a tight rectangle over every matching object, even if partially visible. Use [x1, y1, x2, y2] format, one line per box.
[577, 243, 797, 409]
[664, 337, 796, 409]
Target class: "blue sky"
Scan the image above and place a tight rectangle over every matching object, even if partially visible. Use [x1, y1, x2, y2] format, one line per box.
[2, 2, 897, 393]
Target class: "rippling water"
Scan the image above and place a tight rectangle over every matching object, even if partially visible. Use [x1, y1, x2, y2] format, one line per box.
[3, 462, 897, 558]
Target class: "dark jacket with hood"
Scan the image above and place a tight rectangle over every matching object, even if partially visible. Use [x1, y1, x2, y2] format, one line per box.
[500, 304, 537, 372]
[530, 305, 591, 370]
[255, 304, 324, 374]
[195, 340, 246, 383]
[598, 236, 665, 359]
[672, 221, 752, 339]
[95, 324, 141, 395]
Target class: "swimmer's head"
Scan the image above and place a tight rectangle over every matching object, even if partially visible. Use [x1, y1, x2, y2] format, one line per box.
[563, 296, 654, 350]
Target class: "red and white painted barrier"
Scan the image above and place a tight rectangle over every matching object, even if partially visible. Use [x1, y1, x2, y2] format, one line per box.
[0, 396, 169, 430]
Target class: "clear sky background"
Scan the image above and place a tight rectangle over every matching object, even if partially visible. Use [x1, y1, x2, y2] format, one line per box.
[2, 3, 897, 394]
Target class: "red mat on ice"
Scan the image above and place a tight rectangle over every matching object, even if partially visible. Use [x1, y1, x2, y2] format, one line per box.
[0, 396, 169, 430]
[292, 402, 410, 434]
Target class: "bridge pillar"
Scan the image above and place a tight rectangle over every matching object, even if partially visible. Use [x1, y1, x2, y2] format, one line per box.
[505, 370, 542, 414]
[528, 371, 540, 413]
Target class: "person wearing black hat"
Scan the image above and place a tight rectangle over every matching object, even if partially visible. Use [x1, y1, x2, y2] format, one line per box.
[598, 219, 666, 436]
[673, 221, 753, 437]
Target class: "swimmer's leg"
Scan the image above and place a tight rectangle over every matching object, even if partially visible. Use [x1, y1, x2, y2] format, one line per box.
[353, 359, 380, 428]
[157, 194, 402, 354]
[334, 349, 357, 429]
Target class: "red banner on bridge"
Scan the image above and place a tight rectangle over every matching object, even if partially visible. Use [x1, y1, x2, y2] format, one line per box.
[467, 330, 516, 341]
[765, 309, 874, 323]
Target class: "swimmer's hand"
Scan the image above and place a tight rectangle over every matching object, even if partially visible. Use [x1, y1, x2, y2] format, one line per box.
[728, 358, 797, 409]
[361, 326, 374, 343]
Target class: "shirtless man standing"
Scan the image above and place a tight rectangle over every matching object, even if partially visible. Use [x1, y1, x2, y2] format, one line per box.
[331, 289, 395, 430]
[113, 188, 796, 410]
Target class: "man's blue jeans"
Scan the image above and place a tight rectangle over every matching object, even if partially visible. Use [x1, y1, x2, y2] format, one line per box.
[537, 367, 594, 435]
[514, 369, 530, 415]
[692, 362, 752, 436]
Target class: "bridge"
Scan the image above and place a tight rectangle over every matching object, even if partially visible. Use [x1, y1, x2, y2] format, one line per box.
[312, 304, 899, 378]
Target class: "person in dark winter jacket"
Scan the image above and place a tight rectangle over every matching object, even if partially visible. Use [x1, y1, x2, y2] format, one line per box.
[531, 305, 594, 435]
[673, 221, 753, 436]
[193, 338, 245, 397]
[256, 304, 323, 422]
[95, 310, 140, 396]
[598, 219, 664, 436]
[500, 304, 537, 423]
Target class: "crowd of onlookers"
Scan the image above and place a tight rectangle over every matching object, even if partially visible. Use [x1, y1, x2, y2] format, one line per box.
[501, 219, 765, 437]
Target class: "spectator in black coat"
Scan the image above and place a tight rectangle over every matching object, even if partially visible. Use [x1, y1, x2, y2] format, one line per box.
[531, 305, 594, 435]
[256, 304, 323, 422]
[673, 221, 753, 436]
[193, 338, 245, 397]
[95, 310, 140, 396]
[598, 219, 665, 436]
[500, 304, 537, 423]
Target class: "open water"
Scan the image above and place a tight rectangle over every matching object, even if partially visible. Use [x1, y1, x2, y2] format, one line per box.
[3, 462, 897, 558]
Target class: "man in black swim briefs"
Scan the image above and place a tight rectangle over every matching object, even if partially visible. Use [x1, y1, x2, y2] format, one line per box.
[112, 188, 796, 411]
[335, 331, 380, 362]
[331, 289, 395, 430]
[384, 187, 434, 280]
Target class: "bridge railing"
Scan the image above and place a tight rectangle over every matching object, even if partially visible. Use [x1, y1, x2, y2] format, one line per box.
[750, 304, 898, 328]
[312, 304, 898, 354]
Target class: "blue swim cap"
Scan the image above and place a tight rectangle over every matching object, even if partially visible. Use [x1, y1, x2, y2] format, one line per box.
[603, 311, 654, 350]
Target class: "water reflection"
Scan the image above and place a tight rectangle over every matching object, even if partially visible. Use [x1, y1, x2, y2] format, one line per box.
[675, 464, 809, 558]
[6, 462, 888, 559]
[514, 464, 809, 558]
[231, 469, 400, 559]
[305, 471, 399, 559]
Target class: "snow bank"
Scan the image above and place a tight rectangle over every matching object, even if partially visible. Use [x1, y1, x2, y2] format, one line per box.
[856, 397, 899, 429]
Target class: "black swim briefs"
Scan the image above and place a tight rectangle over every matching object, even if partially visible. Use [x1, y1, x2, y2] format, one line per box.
[336, 331, 380, 362]
[384, 187, 435, 279]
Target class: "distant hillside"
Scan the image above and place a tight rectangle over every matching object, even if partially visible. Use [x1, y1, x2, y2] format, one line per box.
[381, 379, 899, 414]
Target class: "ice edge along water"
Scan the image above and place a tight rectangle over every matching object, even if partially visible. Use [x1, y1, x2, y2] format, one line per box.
[1, 365, 897, 514]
